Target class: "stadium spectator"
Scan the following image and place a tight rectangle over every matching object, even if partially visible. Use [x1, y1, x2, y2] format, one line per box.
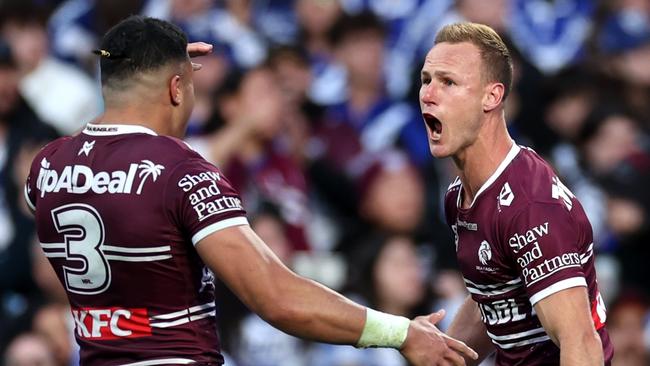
[356, 151, 425, 237]
[3, 333, 57, 366]
[294, 0, 346, 105]
[0, 37, 59, 352]
[0, 2, 99, 135]
[32, 303, 77, 366]
[196, 65, 312, 251]
[316, 11, 429, 169]
[265, 46, 315, 168]
[310, 233, 433, 366]
[230, 208, 310, 366]
[607, 292, 650, 366]
[588, 107, 650, 293]
[48, 0, 148, 72]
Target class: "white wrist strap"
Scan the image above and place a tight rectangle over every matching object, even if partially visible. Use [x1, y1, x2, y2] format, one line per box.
[356, 308, 410, 349]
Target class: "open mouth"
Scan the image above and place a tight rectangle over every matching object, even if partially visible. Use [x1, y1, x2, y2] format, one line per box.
[423, 113, 442, 138]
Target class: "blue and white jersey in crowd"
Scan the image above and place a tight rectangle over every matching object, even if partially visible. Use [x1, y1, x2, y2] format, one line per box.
[48, 0, 103, 67]
[598, 7, 650, 54]
[235, 314, 308, 366]
[248, 0, 298, 45]
[309, 343, 406, 366]
[508, 0, 595, 74]
[144, 0, 269, 68]
[324, 96, 430, 166]
[49, 0, 273, 69]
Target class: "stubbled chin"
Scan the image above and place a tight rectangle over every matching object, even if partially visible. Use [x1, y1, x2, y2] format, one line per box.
[429, 142, 452, 159]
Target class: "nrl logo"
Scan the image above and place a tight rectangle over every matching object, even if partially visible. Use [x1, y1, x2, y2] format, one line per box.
[478, 240, 492, 265]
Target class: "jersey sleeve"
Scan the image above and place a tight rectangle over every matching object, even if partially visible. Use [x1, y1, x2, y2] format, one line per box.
[165, 158, 248, 246]
[503, 202, 587, 306]
[24, 157, 41, 212]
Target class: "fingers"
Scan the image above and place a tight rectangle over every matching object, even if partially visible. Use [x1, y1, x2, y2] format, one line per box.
[444, 335, 479, 360]
[187, 42, 213, 57]
[192, 62, 202, 71]
[444, 348, 467, 366]
[428, 309, 446, 324]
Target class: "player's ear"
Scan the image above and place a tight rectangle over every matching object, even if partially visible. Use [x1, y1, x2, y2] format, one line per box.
[483, 82, 505, 112]
[169, 74, 182, 106]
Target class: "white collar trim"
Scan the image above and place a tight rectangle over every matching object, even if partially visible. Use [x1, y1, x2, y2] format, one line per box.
[83, 123, 158, 136]
[457, 143, 521, 209]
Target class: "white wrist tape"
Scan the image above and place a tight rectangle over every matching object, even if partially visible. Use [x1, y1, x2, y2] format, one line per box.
[356, 308, 410, 349]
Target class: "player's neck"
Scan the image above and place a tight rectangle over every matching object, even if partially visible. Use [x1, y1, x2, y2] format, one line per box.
[455, 121, 513, 209]
[96, 105, 174, 137]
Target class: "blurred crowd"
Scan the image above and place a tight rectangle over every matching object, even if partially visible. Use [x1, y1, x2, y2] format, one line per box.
[1, 0, 649, 365]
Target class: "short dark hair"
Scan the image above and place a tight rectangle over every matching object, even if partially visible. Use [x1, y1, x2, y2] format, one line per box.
[328, 11, 386, 47]
[97, 16, 188, 87]
[0, 1, 51, 29]
[435, 22, 513, 100]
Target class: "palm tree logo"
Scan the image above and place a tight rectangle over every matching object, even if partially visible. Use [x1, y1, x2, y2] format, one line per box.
[136, 160, 165, 194]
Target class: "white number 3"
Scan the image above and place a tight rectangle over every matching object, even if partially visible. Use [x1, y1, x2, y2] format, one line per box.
[52, 204, 111, 295]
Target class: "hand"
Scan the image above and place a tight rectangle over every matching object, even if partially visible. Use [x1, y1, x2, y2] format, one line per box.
[187, 42, 213, 71]
[400, 310, 479, 366]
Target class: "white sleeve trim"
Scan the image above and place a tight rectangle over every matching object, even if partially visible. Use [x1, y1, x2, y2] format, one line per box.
[24, 184, 36, 212]
[191, 217, 249, 246]
[529, 276, 587, 306]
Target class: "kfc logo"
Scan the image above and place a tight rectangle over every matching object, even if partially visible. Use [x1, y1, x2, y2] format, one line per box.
[71, 307, 151, 340]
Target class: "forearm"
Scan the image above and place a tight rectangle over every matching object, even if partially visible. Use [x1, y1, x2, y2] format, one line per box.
[208, 121, 252, 166]
[559, 332, 604, 366]
[199, 226, 369, 345]
[448, 295, 494, 365]
[265, 270, 367, 344]
[535, 287, 605, 366]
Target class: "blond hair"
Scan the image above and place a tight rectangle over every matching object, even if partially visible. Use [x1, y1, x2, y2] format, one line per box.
[435, 22, 513, 100]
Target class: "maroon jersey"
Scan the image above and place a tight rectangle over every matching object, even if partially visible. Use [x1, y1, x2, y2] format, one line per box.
[444, 144, 614, 365]
[24, 124, 248, 366]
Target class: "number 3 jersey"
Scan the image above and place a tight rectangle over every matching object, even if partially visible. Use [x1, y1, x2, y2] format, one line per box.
[444, 144, 614, 365]
[24, 124, 249, 366]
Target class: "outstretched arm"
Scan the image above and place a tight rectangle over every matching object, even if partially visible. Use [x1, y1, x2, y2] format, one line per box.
[447, 295, 495, 365]
[196, 224, 478, 365]
[534, 287, 603, 366]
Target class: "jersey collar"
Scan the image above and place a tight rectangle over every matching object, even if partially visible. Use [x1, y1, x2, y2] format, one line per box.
[83, 123, 158, 136]
[457, 142, 521, 209]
